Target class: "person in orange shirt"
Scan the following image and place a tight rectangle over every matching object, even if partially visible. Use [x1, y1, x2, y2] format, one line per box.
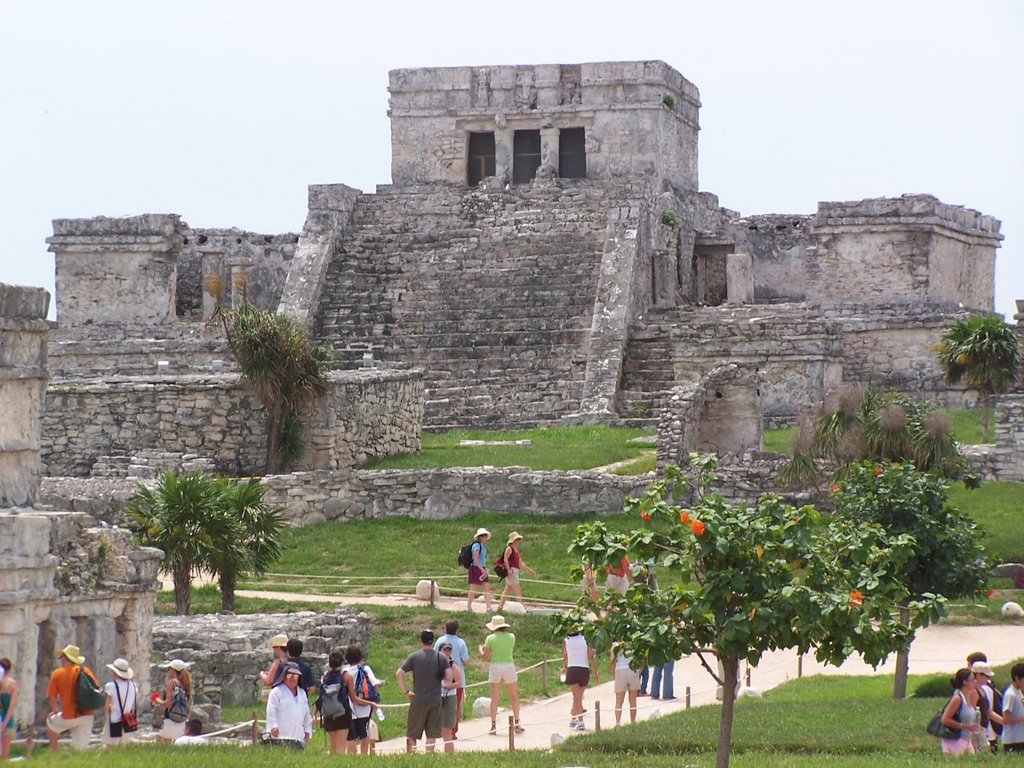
[46, 645, 96, 751]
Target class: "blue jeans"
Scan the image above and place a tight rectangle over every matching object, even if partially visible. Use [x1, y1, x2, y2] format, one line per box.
[638, 664, 649, 693]
[650, 659, 675, 698]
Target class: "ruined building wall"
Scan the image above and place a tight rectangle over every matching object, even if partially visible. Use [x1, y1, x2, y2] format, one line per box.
[41, 369, 422, 477]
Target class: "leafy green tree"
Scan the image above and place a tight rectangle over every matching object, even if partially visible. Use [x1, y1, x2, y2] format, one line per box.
[555, 455, 929, 768]
[832, 461, 987, 699]
[125, 470, 239, 615]
[214, 302, 333, 474]
[933, 313, 1022, 442]
[208, 477, 285, 611]
[779, 385, 961, 488]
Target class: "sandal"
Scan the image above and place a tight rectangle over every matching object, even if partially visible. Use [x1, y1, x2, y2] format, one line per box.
[489, 721, 497, 735]
[514, 722, 526, 734]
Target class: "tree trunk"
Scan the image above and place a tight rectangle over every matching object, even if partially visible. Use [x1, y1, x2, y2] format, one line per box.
[892, 606, 914, 699]
[715, 656, 739, 768]
[981, 391, 991, 444]
[173, 560, 192, 615]
[220, 570, 236, 612]
[264, 405, 285, 474]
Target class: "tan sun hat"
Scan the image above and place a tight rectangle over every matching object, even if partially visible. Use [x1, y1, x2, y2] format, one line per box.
[971, 661, 995, 677]
[106, 658, 135, 679]
[475, 528, 490, 539]
[268, 633, 289, 649]
[58, 644, 85, 664]
[485, 614, 510, 632]
[507, 531, 523, 544]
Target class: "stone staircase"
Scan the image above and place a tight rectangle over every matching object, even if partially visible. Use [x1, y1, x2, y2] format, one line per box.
[617, 320, 677, 427]
[314, 183, 609, 428]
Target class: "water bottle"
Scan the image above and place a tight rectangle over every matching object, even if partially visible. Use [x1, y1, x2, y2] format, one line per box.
[375, 707, 386, 722]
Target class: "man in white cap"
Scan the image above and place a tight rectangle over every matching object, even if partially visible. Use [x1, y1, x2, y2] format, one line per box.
[466, 528, 492, 612]
[46, 644, 97, 751]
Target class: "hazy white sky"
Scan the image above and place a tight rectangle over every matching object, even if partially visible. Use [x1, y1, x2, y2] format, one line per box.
[1, 0, 1021, 320]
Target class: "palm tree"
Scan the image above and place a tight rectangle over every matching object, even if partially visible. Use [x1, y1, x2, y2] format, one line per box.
[213, 302, 333, 474]
[125, 470, 242, 614]
[208, 477, 285, 611]
[934, 314, 1022, 442]
[779, 385, 961, 487]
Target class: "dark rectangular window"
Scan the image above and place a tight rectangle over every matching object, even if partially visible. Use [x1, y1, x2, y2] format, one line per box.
[512, 129, 542, 184]
[559, 127, 586, 179]
[468, 132, 496, 186]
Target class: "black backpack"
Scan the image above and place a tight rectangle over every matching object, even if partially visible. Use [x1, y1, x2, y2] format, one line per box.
[457, 542, 475, 569]
[991, 684, 1004, 736]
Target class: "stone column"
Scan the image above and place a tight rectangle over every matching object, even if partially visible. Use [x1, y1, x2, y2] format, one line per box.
[47, 214, 185, 327]
[0, 284, 49, 506]
[540, 126, 559, 176]
[199, 246, 226, 321]
[495, 129, 514, 185]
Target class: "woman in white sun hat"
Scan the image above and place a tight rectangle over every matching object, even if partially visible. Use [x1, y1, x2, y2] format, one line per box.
[480, 614, 524, 735]
[466, 528, 493, 613]
[102, 658, 138, 745]
[154, 659, 193, 742]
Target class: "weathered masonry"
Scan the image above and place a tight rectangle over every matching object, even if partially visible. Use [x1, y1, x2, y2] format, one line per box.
[42, 61, 1008, 461]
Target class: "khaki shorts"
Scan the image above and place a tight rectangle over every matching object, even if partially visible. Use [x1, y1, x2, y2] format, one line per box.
[506, 567, 520, 585]
[614, 667, 642, 693]
[440, 695, 457, 729]
[47, 713, 94, 751]
[406, 700, 442, 740]
[488, 663, 518, 684]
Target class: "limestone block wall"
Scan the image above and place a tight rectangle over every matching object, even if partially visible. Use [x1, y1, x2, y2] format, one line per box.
[0, 284, 50, 506]
[314, 182, 610, 427]
[153, 606, 370, 706]
[40, 368, 422, 477]
[48, 215, 186, 327]
[963, 395, 1024, 482]
[388, 60, 700, 191]
[260, 467, 650, 526]
[724, 214, 815, 303]
[176, 228, 299, 321]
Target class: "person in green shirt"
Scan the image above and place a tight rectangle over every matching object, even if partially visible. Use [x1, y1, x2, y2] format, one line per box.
[479, 615, 524, 735]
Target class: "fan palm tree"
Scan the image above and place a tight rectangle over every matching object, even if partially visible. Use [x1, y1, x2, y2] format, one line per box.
[213, 302, 333, 473]
[209, 477, 285, 611]
[125, 470, 244, 614]
[934, 314, 1022, 442]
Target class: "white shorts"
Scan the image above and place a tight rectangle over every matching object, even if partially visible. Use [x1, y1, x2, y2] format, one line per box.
[614, 667, 642, 693]
[606, 574, 629, 595]
[488, 663, 518, 684]
[159, 717, 187, 740]
[506, 567, 520, 585]
[47, 713, 94, 750]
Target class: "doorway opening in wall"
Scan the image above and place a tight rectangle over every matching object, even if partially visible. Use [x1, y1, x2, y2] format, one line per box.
[559, 127, 586, 179]
[468, 132, 496, 187]
[512, 129, 542, 184]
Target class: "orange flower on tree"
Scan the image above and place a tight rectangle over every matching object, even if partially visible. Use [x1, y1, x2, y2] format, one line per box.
[690, 519, 705, 536]
[849, 590, 864, 607]
[831, 485, 840, 493]
[641, 510, 652, 522]
[874, 466, 883, 476]
[679, 510, 690, 524]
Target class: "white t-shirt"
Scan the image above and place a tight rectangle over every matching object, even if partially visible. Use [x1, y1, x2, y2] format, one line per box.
[564, 634, 590, 669]
[104, 678, 138, 723]
[174, 734, 209, 745]
[343, 664, 381, 719]
[1004, 685, 1024, 746]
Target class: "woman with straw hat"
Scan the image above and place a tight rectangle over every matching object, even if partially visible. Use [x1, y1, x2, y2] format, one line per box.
[479, 615, 524, 735]
[466, 528, 493, 613]
[102, 658, 138, 745]
[496, 532, 536, 612]
[153, 659, 193, 742]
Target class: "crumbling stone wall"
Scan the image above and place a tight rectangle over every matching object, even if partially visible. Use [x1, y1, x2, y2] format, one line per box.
[153, 605, 370, 706]
[40, 368, 422, 477]
[964, 395, 1024, 482]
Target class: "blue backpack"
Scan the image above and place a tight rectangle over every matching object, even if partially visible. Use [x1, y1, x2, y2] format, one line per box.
[354, 665, 380, 704]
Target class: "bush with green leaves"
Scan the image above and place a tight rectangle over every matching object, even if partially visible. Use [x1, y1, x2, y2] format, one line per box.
[831, 461, 987, 698]
[554, 454, 928, 768]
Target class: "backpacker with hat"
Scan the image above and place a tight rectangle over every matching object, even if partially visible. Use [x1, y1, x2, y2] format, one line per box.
[74, 665, 106, 712]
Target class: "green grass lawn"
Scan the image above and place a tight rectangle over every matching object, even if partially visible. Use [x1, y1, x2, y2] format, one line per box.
[947, 480, 1024, 565]
[360, 424, 653, 471]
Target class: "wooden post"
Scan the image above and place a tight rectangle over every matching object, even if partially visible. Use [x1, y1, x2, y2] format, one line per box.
[595, 700, 601, 731]
[508, 714, 515, 751]
[541, 657, 549, 697]
[798, 654, 803, 678]
[430, 579, 436, 609]
[252, 710, 260, 744]
[685, 686, 691, 709]
[25, 726, 34, 757]
[745, 665, 751, 687]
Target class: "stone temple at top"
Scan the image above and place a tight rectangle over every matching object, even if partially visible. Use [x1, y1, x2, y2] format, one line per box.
[42, 60, 1007, 469]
